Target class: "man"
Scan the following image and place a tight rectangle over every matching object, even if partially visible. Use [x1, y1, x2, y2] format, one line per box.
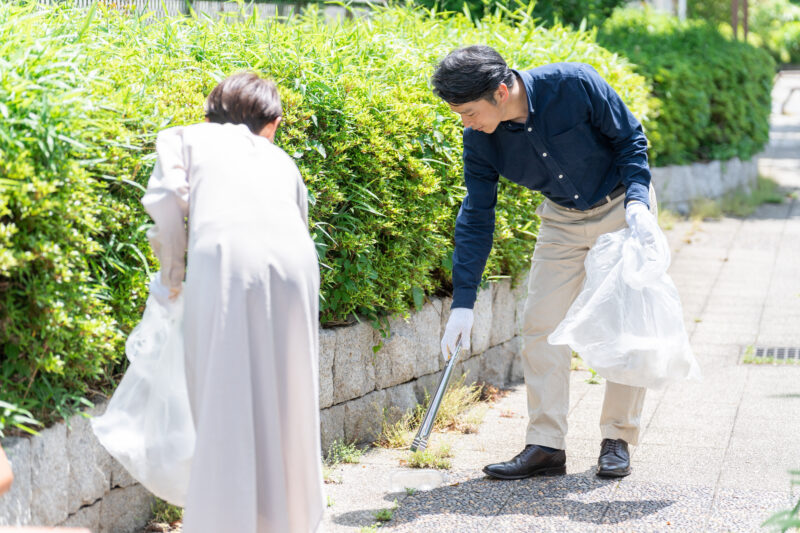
[433, 45, 660, 479]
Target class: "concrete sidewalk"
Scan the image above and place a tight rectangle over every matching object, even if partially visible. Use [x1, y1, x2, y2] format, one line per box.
[321, 72, 800, 532]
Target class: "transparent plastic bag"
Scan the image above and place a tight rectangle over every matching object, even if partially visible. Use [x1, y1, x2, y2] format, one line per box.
[548, 228, 701, 389]
[91, 278, 195, 506]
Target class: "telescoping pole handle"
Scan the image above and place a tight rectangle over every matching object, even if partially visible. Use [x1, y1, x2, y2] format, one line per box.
[409, 338, 463, 453]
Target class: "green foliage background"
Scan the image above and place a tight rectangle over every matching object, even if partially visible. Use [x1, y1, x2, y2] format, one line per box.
[598, 8, 775, 166]
[0, 2, 652, 428]
[413, 0, 626, 28]
[747, 0, 800, 64]
[688, 0, 800, 65]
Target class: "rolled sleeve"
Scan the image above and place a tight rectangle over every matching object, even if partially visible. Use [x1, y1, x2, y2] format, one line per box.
[141, 127, 190, 289]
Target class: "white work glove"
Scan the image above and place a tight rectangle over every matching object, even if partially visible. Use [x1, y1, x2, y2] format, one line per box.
[624, 201, 670, 287]
[149, 273, 182, 308]
[440, 307, 473, 361]
[625, 201, 659, 247]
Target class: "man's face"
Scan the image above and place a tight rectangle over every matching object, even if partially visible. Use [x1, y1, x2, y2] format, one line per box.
[449, 97, 504, 134]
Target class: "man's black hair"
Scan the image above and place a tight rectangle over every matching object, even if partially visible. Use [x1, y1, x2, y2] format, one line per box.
[205, 72, 282, 135]
[431, 45, 515, 105]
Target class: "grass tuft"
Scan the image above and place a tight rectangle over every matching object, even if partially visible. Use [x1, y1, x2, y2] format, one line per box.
[685, 177, 785, 223]
[374, 375, 487, 448]
[719, 176, 785, 217]
[325, 439, 364, 466]
[689, 197, 723, 221]
[405, 443, 452, 469]
[150, 498, 183, 526]
[657, 207, 681, 230]
[374, 500, 398, 522]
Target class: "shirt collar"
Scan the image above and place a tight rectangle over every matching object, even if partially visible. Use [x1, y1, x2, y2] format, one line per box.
[512, 69, 536, 117]
[500, 69, 535, 131]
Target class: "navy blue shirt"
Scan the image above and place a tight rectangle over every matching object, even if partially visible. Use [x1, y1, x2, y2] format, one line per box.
[452, 62, 652, 309]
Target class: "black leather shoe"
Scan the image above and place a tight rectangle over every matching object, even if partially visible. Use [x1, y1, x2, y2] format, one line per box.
[596, 438, 631, 478]
[482, 445, 566, 480]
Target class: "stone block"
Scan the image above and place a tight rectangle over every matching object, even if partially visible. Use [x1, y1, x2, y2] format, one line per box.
[0, 437, 32, 525]
[692, 160, 722, 198]
[726, 156, 758, 193]
[343, 390, 387, 444]
[651, 165, 692, 206]
[384, 382, 418, 424]
[372, 314, 418, 390]
[109, 458, 137, 490]
[490, 279, 516, 347]
[471, 285, 493, 356]
[375, 300, 442, 389]
[439, 296, 453, 337]
[332, 321, 376, 404]
[319, 404, 345, 454]
[439, 297, 453, 370]
[457, 356, 482, 387]
[412, 302, 442, 377]
[430, 298, 445, 371]
[742, 157, 758, 189]
[318, 328, 336, 409]
[655, 155, 761, 211]
[98, 484, 155, 533]
[30, 423, 69, 526]
[507, 337, 525, 382]
[480, 343, 515, 388]
[60, 500, 101, 532]
[91, 399, 134, 491]
[66, 413, 111, 514]
[413, 372, 442, 405]
[721, 157, 742, 190]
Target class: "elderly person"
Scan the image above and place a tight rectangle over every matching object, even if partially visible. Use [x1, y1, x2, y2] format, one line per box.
[142, 72, 324, 533]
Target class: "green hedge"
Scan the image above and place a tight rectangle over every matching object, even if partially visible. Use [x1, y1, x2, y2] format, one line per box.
[598, 8, 775, 166]
[0, 2, 651, 430]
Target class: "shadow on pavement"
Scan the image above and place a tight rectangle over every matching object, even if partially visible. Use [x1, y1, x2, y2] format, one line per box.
[333, 469, 675, 528]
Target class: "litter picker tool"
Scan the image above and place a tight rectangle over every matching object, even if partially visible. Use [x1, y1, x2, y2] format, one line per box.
[410, 338, 463, 452]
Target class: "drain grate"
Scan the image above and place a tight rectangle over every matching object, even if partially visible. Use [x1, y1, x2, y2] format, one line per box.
[745, 346, 800, 363]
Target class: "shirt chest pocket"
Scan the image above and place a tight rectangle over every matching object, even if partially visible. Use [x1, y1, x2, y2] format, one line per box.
[548, 122, 592, 153]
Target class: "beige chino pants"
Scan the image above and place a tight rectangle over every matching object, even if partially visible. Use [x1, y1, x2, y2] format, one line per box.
[521, 185, 657, 450]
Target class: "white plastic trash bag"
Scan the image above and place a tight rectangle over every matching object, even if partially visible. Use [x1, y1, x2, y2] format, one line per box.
[91, 277, 195, 506]
[548, 227, 701, 389]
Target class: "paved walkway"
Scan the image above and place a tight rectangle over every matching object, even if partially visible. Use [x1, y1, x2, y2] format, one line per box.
[321, 72, 800, 532]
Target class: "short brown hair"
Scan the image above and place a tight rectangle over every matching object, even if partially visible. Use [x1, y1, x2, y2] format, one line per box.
[205, 72, 282, 134]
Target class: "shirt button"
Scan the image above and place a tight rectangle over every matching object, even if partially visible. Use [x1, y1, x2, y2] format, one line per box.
[574, 194, 579, 199]
[527, 127, 532, 132]
[558, 174, 564, 179]
[542, 152, 547, 157]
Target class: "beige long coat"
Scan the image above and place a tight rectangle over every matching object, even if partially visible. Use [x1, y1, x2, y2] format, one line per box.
[142, 122, 324, 533]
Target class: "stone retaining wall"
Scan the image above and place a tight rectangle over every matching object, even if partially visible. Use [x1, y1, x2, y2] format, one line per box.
[0, 411, 154, 532]
[317, 278, 529, 451]
[651, 155, 760, 214]
[0, 278, 529, 532]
